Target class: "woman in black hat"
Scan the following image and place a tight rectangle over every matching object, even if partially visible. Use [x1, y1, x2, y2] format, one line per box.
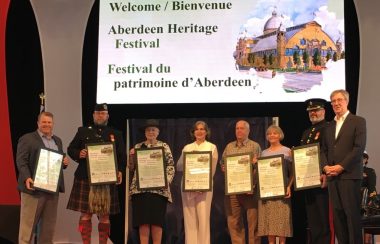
[129, 119, 175, 244]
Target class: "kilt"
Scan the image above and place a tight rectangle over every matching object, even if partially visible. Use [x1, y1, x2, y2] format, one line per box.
[67, 178, 120, 214]
[131, 192, 168, 227]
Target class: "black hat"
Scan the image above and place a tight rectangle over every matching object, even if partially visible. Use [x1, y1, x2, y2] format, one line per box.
[305, 98, 326, 111]
[140, 119, 160, 131]
[94, 103, 108, 112]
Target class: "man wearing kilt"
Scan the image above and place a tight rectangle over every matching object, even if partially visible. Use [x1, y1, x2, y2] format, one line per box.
[67, 103, 126, 243]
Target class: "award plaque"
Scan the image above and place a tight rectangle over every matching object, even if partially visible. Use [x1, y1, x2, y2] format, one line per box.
[135, 147, 167, 190]
[183, 151, 212, 192]
[33, 148, 63, 193]
[225, 153, 253, 195]
[257, 154, 286, 199]
[86, 142, 118, 185]
[291, 143, 321, 190]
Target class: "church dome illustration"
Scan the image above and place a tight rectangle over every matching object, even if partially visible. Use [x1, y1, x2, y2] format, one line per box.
[263, 10, 283, 34]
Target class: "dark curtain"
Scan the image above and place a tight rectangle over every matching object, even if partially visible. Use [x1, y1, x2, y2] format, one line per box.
[126, 117, 271, 244]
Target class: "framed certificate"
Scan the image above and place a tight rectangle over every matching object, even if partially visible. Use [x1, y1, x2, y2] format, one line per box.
[257, 154, 286, 200]
[183, 151, 212, 192]
[292, 143, 321, 190]
[33, 148, 63, 193]
[86, 142, 118, 185]
[135, 147, 167, 190]
[225, 153, 253, 195]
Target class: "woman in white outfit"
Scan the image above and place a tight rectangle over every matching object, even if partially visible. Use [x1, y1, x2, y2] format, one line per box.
[177, 121, 218, 244]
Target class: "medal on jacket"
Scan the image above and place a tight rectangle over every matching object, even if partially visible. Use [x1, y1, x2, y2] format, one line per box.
[314, 131, 320, 140]
[110, 134, 115, 142]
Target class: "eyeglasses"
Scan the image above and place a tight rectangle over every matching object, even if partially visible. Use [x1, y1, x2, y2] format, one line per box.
[331, 98, 345, 104]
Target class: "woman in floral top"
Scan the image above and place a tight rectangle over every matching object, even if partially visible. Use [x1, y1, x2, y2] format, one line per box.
[129, 119, 175, 244]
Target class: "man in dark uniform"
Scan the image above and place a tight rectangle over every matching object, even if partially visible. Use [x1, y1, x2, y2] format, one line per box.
[300, 98, 332, 244]
[362, 152, 377, 243]
[66, 103, 126, 244]
[362, 152, 376, 198]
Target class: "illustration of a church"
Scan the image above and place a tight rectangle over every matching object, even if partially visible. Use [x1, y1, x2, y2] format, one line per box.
[234, 10, 343, 70]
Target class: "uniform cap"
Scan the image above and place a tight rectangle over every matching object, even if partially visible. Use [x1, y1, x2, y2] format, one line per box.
[305, 98, 326, 111]
[94, 103, 108, 111]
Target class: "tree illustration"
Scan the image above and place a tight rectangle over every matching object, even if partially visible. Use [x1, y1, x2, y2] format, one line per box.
[333, 52, 338, 61]
[326, 51, 331, 62]
[312, 49, 321, 66]
[269, 53, 274, 66]
[248, 53, 255, 64]
[263, 53, 268, 66]
[302, 50, 310, 68]
[293, 51, 301, 68]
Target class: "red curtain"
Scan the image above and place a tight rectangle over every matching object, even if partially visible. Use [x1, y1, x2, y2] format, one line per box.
[0, 0, 20, 205]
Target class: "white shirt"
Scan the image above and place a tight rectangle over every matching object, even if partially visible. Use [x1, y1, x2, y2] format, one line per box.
[37, 130, 58, 150]
[177, 140, 218, 176]
[178, 140, 218, 199]
[334, 110, 350, 139]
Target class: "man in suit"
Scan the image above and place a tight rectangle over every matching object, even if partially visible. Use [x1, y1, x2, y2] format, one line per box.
[300, 98, 333, 244]
[321, 89, 366, 244]
[16, 111, 69, 244]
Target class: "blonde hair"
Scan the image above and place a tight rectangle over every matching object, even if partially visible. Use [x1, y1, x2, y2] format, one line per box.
[266, 125, 284, 140]
[38, 111, 54, 121]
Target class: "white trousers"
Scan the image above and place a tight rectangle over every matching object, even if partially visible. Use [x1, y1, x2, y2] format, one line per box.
[181, 191, 213, 244]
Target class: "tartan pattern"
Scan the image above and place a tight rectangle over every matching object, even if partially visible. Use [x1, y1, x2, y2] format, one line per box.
[98, 222, 110, 244]
[78, 219, 92, 244]
[67, 178, 120, 214]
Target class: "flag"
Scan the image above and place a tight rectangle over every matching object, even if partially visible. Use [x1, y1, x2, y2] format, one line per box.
[39, 92, 45, 113]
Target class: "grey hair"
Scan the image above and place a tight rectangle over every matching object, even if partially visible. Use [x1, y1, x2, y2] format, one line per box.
[330, 89, 349, 103]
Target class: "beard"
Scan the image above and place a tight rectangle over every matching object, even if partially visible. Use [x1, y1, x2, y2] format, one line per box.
[94, 119, 108, 126]
[310, 116, 323, 124]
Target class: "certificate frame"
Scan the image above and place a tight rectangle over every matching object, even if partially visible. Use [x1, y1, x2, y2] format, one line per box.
[291, 143, 322, 190]
[224, 152, 253, 195]
[86, 142, 118, 185]
[32, 148, 63, 193]
[257, 154, 286, 200]
[135, 147, 167, 191]
[182, 151, 212, 192]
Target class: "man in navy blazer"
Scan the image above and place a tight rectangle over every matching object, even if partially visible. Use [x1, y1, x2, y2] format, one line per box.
[16, 111, 69, 244]
[321, 89, 366, 244]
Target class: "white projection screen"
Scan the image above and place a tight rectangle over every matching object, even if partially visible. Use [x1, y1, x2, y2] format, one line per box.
[97, 0, 345, 104]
